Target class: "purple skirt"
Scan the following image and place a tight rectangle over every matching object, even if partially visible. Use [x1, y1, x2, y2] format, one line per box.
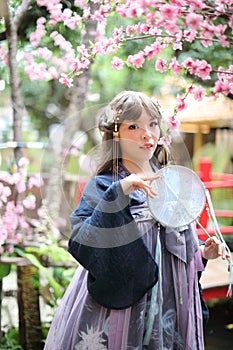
[44, 213, 205, 350]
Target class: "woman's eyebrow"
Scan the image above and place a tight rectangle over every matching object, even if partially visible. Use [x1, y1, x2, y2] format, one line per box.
[122, 119, 138, 124]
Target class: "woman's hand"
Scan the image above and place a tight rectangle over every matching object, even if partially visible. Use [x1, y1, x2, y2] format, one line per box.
[201, 236, 230, 260]
[120, 173, 160, 198]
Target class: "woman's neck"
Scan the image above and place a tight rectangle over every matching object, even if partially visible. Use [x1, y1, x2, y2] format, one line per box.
[121, 159, 153, 176]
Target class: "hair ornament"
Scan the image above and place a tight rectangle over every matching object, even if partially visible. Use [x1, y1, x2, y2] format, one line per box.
[112, 108, 122, 137]
[112, 108, 122, 182]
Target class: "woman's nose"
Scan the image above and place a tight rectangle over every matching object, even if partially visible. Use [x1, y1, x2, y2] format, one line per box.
[142, 128, 151, 140]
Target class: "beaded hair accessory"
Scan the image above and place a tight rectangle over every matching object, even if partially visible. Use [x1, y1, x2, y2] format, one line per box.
[112, 109, 121, 182]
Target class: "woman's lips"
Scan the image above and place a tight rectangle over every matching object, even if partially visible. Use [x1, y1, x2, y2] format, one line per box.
[140, 143, 154, 150]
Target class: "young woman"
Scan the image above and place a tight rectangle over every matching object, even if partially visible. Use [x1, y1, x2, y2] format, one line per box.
[44, 91, 227, 350]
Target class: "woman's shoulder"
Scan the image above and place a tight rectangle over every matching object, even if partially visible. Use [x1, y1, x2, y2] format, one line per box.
[83, 171, 113, 193]
[93, 171, 113, 185]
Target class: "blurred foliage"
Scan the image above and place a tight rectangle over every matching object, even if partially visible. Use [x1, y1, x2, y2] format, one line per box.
[0, 328, 22, 350]
[193, 143, 231, 173]
[0, 148, 45, 173]
[15, 239, 77, 306]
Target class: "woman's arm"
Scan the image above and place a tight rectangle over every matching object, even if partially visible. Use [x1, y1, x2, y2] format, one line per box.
[69, 174, 141, 250]
[200, 236, 230, 260]
[68, 174, 158, 309]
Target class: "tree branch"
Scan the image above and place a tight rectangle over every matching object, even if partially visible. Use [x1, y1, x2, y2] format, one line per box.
[122, 33, 233, 46]
[14, 0, 35, 30]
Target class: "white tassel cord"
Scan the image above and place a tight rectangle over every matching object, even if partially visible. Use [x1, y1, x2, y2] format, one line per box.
[197, 189, 232, 297]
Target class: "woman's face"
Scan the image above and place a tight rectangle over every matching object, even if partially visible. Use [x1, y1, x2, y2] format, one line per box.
[119, 109, 160, 169]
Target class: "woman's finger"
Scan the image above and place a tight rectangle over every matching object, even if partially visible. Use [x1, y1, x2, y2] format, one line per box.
[141, 174, 161, 182]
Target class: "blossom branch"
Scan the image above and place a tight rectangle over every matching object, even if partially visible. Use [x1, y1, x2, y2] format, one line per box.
[122, 33, 233, 45]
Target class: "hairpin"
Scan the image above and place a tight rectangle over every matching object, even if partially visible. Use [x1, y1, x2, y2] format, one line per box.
[112, 109, 121, 182]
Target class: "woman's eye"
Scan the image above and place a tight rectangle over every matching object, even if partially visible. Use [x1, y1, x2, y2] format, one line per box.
[150, 121, 158, 127]
[128, 124, 138, 130]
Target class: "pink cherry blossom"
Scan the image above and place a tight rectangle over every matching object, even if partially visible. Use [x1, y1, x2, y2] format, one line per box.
[92, 4, 111, 23]
[133, 23, 144, 35]
[125, 25, 132, 36]
[213, 80, 232, 95]
[18, 157, 29, 167]
[28, 174, 44, 189]
[176, 97, 187, 112]
[48, 66, 60, 79]
[185, 13, 203, 31]
[189, 0, 205, 10]
[23, 194, 36, 210]
[12, 173, 26, 193]
[191, 87, 206, 101]
[19, 216, 30, 231]
[144, 40, 162, 59]
[0, 172, 13, 185]
[194, 59, 212, 79]
[0, 227, 7, 245]
[12, 0, 232, 100]
[24, 61, 52, 81]
[182, 57, 195, 74]
[111, 56, 124, 70]
[184, 29, 197, 43]
[80, 57, 90, 70]
[33, 47, 53, 60]
[59, 73, 74, 88]
[15, 204, 24, 214]
[158, 135, 172, 146]
[161, 4, 180, 21]
[72, 59, 82, 72]
[155, 58, 167, 72]
[93, 39, 117, 55]
[200, 22, 216, 47]
[172, 39, 183, 50]
[0, 183, 11, 203]
[64, 13, 82, 30]
[0, 44, 8, 65]
[217, 65, 233, 83]
[112, 26, 125, 44]
[29, 17, 46, 47]
[169, 57, 181, 74]
[37, 207, 44, 217]
[127, 51, 145, 68]
[167, 116, 180, 130]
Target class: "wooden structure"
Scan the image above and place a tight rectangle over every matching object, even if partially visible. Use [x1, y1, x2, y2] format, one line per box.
[197, 158, 233, 239]
[200, 254, 232, 301]
[177, 94, 233, 155]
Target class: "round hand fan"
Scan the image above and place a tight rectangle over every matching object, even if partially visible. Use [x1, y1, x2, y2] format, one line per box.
[148, 165, 206, 228]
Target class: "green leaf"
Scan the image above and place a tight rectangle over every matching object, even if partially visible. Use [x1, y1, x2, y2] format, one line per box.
[0, 264, 11, 280]
[14, 248, 63, 299]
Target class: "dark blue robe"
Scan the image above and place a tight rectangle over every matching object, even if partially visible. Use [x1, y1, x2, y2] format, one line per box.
[69, 169, 158, 309]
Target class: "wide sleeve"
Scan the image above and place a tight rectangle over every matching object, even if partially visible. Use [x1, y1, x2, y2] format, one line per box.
[68, 175, 158, 309]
